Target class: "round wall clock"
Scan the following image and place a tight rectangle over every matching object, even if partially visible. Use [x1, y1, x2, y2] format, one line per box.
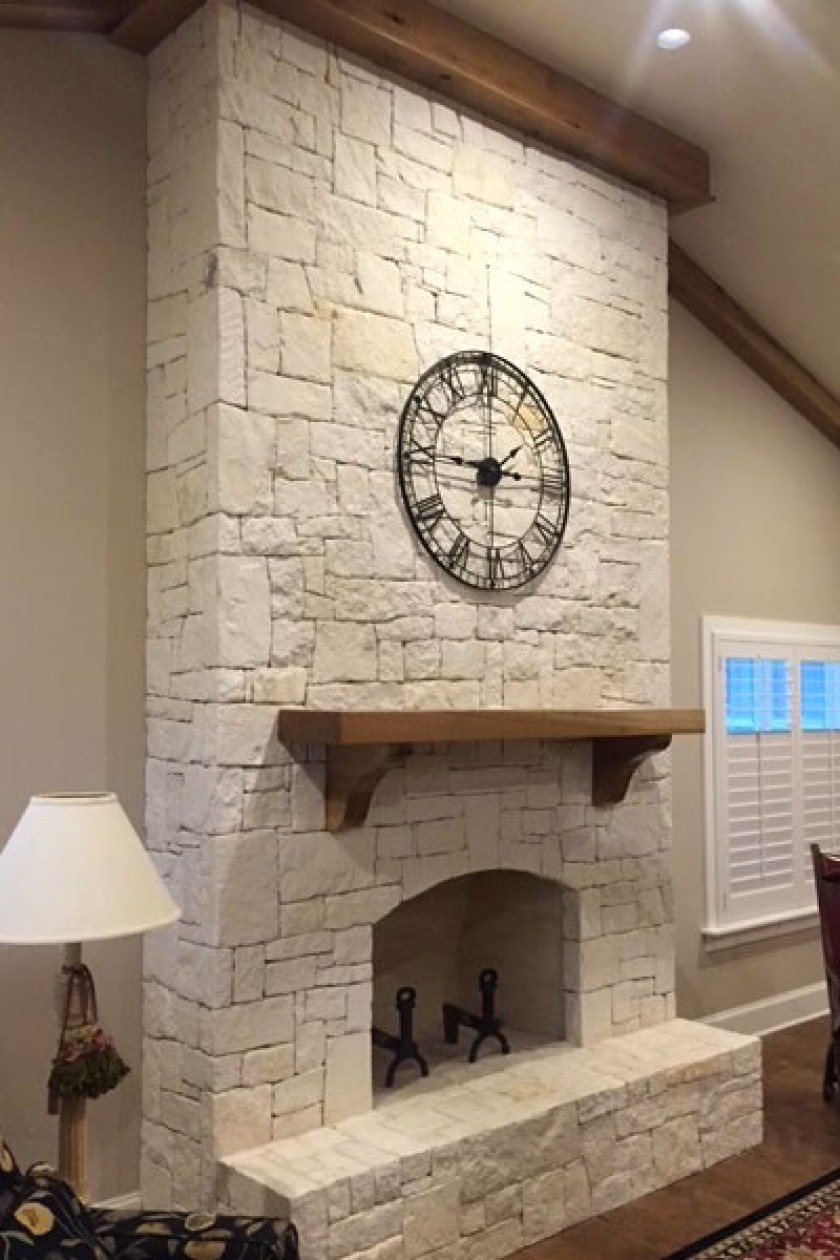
[396, 350, 570, 591]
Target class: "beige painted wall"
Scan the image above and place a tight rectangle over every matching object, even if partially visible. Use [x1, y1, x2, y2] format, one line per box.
[670, 301, 840, 1020]
[0, 34, 146, 1197]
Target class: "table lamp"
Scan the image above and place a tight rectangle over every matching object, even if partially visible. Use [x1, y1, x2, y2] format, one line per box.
[0, 792, 180, 1197]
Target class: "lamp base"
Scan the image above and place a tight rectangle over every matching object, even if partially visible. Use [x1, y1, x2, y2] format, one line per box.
[58, 1094, 87, 1200]
[56, 942, 88, 1200]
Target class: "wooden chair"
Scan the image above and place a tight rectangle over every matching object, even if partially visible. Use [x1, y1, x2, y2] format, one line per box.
[810, 843, 840, 1101]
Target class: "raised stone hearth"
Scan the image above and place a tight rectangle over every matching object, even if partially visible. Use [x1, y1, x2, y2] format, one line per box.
[220, 1021, 760, 1256]
[143, 2, 763, 1253]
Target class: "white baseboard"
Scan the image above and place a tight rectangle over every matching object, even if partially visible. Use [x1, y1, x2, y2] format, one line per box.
[94, 1191, 142, 1210]
[700, 981, 828, 1037]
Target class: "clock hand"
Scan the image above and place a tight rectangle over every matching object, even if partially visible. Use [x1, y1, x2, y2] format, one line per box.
[443, 455, 525, 480]
[413, 446, 483, 469]
[487, 395, 493, 462]
[489, 483, 495, 551]
[508, 470, 564, 489]
[498, 445, 523, 467]
[440, 454, 483, 469]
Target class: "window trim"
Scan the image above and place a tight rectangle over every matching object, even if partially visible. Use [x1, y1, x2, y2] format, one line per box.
[702, 615, 840, 943]
[701, 907, 819, 952]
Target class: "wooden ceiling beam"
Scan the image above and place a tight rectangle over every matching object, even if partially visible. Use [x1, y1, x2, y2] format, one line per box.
[110, 0, 711, 213]
[109, 0, 203, 51]
[0, 0, 130, 32]
[669, 240, 840, 451]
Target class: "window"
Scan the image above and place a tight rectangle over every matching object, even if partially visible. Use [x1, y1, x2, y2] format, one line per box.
[703, 618, 840, 941]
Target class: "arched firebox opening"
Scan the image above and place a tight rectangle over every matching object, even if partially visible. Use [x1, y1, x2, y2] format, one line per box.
[372, 870, 564, 1091]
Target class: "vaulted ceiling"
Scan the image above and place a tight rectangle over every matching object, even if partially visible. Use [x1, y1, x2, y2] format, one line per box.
[436, 0, 840, 414]
[5, 0, 839, 440]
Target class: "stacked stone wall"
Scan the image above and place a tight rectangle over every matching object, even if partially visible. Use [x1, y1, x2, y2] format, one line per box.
[144, 0, 671, 1208]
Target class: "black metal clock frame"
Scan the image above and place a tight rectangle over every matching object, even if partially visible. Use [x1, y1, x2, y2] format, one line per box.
[397, 350, 570, 591]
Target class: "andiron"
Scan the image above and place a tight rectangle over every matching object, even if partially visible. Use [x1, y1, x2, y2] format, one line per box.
[442, 968, 510, 1063]
[371, 985, 429, 1088]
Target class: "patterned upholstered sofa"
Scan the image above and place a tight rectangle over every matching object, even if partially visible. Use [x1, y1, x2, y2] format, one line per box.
[0, 1136, 298, 1260]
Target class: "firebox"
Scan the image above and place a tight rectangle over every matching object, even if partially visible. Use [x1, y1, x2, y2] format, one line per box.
[372, 870, 564, 1090]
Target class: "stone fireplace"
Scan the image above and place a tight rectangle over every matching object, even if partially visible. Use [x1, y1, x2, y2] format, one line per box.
[143, 2, 761, 1254]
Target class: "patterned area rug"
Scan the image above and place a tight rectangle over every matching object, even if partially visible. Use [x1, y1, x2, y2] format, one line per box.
[662, 1168, 840, 1259]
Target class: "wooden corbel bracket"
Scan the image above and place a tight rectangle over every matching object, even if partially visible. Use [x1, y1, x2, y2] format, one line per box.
[591, 733, 673, 807]
[325, 743, 412, 832]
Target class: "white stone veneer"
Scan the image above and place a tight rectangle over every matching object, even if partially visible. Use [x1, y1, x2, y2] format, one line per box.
[142, 0, 761, 1239]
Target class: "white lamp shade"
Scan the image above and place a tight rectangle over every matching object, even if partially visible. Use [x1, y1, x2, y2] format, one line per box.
[0, 793, 180, 944]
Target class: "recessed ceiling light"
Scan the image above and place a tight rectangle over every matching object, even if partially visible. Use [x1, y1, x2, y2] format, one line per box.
[657, 27, 692, 51]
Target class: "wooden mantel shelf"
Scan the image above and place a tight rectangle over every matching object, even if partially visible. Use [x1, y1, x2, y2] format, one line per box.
[276, 709, 705, 832]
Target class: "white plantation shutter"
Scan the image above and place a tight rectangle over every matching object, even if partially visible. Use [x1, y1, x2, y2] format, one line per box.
[705, 620, 840, 934]
[725, 733, 795, 900]
[715, 644, 800, 924]
[801, 730, 840, 849]
[801, 651, 840, 853]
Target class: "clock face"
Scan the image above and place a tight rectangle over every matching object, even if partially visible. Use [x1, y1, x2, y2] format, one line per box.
[397, 350, 570, 591]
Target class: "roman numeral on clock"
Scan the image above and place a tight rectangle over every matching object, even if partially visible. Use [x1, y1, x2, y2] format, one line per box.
[510, 384, 530, 427]
[448, 533, 471, 574]
[516, 540, 534, 574]
[436, 360, 468, 408]
[414, 493, 446, 531]
[415, 397, 446, 430]
[486, 546, 503, 587]
[533, 426, 556, 453]
[478, 354, 499, 401]
[541, 470, 567, 499]
[533, 512, 559, 547]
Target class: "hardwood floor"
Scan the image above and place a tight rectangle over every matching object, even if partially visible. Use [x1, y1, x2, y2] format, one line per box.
[517, 1018, 840, 1260]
